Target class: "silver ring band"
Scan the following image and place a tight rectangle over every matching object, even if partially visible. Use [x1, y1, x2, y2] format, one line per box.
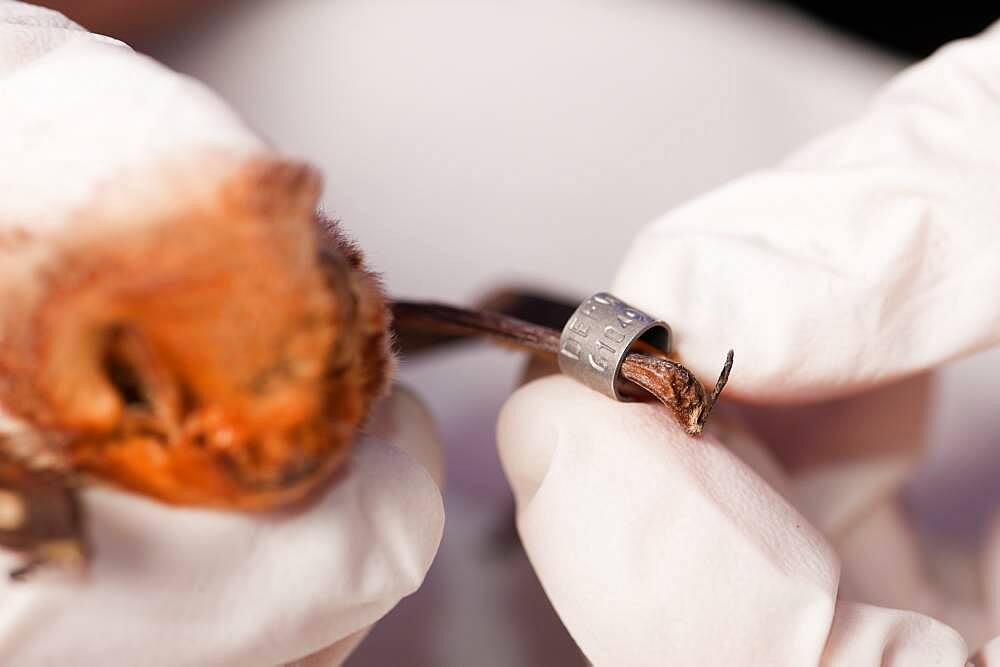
[557, 292, 671, 401]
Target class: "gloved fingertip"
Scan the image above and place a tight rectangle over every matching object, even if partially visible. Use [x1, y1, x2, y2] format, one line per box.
[366, 385, 445, 488]
[497, 377, 564, 508]
[497, 374, 694, 509]
[823, 602, 968, 667]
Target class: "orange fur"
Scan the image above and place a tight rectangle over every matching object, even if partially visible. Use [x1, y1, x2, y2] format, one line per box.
[0, 156, 392, 509]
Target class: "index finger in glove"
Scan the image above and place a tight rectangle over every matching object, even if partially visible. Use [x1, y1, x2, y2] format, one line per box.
[613, 22, 1000, 403]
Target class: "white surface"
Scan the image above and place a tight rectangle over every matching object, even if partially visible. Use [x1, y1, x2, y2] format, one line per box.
[154, 0, 900, 301]
[146, 0, 917, 664]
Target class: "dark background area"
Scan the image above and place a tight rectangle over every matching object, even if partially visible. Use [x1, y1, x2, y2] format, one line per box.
[33, 1, 1000, 58]
[778, 1, 999, 57]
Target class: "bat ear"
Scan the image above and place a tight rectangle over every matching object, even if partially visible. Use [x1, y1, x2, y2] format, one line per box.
[226, 157, 323, 222]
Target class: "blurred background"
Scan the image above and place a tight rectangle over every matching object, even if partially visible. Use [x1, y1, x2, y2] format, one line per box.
[36, 0, 1000, 663]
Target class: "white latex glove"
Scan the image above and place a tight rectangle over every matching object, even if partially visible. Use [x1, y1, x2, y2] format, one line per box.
[0, 387, 444, 666]
[499, 19, 1000, 667]
[0, 4, 444, 665]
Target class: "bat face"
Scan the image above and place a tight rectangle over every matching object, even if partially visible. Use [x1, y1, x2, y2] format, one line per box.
[0, 158, 392, 515]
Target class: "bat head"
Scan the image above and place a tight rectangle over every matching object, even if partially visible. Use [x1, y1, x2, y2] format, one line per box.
[0, 156, 391, 509]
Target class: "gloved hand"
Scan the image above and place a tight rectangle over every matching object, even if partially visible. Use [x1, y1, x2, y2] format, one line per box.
[498, 19, 1000, 667]
[0, 4, 444, 665]
[0, 387, 444, 666]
